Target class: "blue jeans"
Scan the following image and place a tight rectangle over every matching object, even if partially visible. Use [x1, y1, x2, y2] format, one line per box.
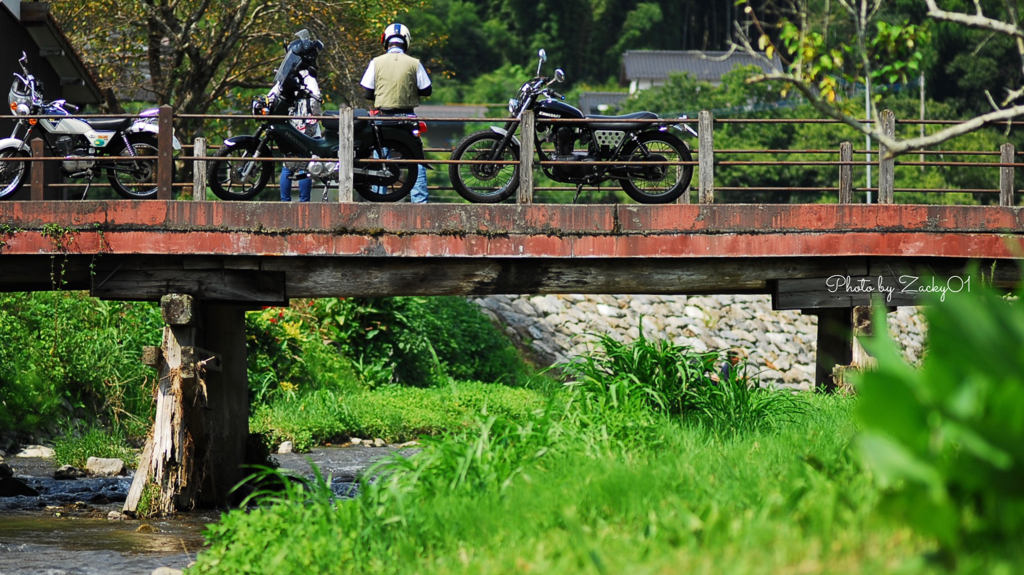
[410, 165, 428, 204]
[372, 151, 428, 203]
[280, 165, 312, 202]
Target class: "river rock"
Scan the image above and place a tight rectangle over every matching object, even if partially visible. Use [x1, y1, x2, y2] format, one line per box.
[277, 441, 294, 454]
[54, 465, 86, 480]
[151, 568, 184, 575]
[15, 445, 55, 458]
[372, 438, 386, 447]
[0, 462, 11, 478]
[85, 457, 125, 477]
[0, 476, 39, 497]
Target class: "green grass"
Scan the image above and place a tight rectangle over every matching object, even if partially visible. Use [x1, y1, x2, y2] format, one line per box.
[193, 395, 1014, 575]
[52, 425, 137, 469]
[249, 380, 554, 451]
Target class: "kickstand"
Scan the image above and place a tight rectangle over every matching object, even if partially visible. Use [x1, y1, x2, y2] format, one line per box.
[572, 183, 584, 204]
[321, 182, 331, 203]
[80, 177, 92, 200]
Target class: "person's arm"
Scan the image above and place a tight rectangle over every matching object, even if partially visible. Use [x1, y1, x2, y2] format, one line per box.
[359, 61, 376, 102]
[416, 62, 431, 98]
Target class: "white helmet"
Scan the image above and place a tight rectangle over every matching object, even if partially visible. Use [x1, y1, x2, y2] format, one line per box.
[381, 23, 411, 50]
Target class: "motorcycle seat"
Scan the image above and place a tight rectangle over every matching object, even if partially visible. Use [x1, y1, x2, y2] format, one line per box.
[89, 118, 132, 131]
[322, 109, 370, 132]
[584, 111, 659, 131]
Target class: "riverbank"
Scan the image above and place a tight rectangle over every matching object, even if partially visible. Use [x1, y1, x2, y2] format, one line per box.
[475, 294, 927, 388]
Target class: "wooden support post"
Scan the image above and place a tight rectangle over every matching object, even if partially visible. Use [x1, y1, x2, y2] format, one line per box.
[157, 105, 174, 200]
[839, 141, 853, 204]
[337, 106, 353, 203]
[698, 110, 714, 204]
[878, 109, 895, 204]
[809, 307, 854, 393]
[30, 138, 44, 201]
[125, 294, 211, 514]
[517, 110, 535, 204]
[1000, 143, 1015, 207]
[192, 137, 206, 201]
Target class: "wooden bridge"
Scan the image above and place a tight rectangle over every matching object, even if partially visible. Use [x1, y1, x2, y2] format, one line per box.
[2, 108, 1024, 512]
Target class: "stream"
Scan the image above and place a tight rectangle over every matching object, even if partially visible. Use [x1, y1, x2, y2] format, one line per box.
[0, 445, 401, 574]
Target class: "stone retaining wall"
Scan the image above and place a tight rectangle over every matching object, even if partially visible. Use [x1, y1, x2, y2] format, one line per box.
[473, 294, 928, 390]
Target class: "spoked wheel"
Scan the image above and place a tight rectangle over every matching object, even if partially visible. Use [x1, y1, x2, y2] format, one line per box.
[618, 132, 693, 204]
[0, 148, 29, 200]
[107, 135, 164, 199]
[209, 136, 273, 201]
[448, 130, 520, 203]
[354, 141, 418, 202]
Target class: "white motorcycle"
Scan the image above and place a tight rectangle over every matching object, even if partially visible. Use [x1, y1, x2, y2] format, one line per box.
[0, 52, 181, 200]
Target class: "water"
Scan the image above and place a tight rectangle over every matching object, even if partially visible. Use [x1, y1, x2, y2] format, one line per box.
[0, 445, 403, 574]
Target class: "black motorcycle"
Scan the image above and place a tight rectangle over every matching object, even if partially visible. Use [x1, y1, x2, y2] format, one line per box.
[448, 50, 695, 204]
[209, 31, 426, 202]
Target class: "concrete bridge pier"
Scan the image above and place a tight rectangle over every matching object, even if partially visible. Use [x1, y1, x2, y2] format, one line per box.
[124, 294, 251, 514]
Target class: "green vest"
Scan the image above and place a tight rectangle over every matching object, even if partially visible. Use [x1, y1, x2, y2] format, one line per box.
[373, 52, 421, 109]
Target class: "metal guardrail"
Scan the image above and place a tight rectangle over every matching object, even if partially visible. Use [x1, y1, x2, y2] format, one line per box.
[10, 105, 1022, 205]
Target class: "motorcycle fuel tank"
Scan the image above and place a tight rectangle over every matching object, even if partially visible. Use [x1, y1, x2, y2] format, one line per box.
[534, 99, 584, 120]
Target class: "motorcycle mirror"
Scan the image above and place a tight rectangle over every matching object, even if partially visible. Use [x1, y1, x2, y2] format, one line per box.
[536, 49, 547, 76]
[554, 69, 565, 83]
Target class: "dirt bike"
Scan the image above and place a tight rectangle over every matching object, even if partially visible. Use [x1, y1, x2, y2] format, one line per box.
[448, 49, 695, 204]
[0, 52, 181, 200]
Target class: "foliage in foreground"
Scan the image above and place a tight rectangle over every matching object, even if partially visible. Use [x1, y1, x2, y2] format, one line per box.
[855, 283, 1024, 558]
[0, 292, 161, 437]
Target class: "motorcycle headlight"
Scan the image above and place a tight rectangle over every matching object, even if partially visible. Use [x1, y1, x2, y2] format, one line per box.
[10, 102, 29, 116]
[508, 98, 518, 115]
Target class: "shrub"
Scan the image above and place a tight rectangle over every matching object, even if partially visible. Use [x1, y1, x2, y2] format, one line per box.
[560, 328, 804, 436]
[855, 282, 1024, 556]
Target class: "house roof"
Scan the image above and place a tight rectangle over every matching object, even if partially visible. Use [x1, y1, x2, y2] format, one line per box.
[623, 50, 778, 83]
[578, 92, 628, 115]
[5, 0, 105, 105]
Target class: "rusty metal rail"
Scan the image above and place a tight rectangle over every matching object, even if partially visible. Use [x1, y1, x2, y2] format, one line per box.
[12, 105, 1022, 205]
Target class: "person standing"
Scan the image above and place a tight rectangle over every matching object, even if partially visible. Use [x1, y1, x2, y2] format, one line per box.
[359, 23, 431, 203]
[280, 65, 322, 202]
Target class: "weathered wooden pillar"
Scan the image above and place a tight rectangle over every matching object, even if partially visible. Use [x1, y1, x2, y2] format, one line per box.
[518, 110, 535, 204]
[1000, 143, 1015, 207]
[809, 307, 854, 393]
[30, 138, 44, 201]
[698, 110, 714, 204]
[193, 137, 207, 201]
[157, 105, 174, 200]
[838, 141, 853, 204]
[338, 106, 353, 203]
[878, 109, 895, 204]
[125, 294, 249, 515]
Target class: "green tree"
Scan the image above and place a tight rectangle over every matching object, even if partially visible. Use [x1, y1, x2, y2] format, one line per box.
[50, 0, 420, 119]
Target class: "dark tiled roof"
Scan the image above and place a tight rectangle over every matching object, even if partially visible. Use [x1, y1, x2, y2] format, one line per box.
[578, 92, 629, 114]
[623, 50, 778, 83]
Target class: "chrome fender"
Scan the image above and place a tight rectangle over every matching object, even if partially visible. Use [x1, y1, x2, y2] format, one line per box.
[127, 122, 183, 150]
[0, 138, 30, 154]
[488, 126, 521, 147]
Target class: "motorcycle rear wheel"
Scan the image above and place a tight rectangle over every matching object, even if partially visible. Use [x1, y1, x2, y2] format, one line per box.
[0, 148, 29, 200]
[354, 141, 418, 202]
[448, 130, 520, 203]
[107, 134, 163, 199]
[618, 132, 693, 204]
[209, 137, 273, 201]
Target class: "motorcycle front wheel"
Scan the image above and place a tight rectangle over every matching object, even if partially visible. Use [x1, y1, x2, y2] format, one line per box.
[448, 130, 520, 203]
[354, 141, 418, 202]
[0, 147, 29, 200]
[209, 136, 273, 201]
[107, 134, 164, 199]
[618, 132, 693, 204]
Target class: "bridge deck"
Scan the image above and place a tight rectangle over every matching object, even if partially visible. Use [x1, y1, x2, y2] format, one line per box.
[2, 202, 1022, 305]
